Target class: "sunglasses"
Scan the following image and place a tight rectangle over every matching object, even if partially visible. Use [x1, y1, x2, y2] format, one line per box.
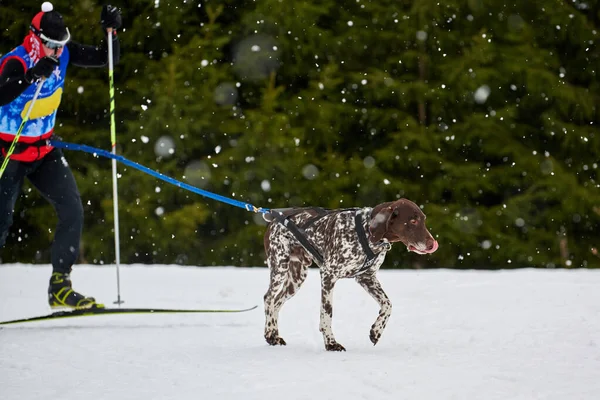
[39, 28, 71, 50]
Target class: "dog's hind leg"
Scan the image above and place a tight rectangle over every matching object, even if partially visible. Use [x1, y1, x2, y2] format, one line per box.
[273, 246, 310, 307]
[274, 262, 309, 309]
[264, 247, 310, 346]
[319, 272, 345, 351]
[264, 254, 289, 346]
[355, 272, 392, 346]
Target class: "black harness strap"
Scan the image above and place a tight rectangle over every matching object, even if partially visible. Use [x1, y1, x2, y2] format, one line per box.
[270, 207, 390, 273]
[270, 209, 325, 266]
[298, 207, 328, 230]
[1, 139, 48, 148]
[353, 212, 392, 276]
[355, 212, 376, 262]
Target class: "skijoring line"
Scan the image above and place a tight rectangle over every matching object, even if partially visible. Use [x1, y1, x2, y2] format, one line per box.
[49, 140, 269, 215]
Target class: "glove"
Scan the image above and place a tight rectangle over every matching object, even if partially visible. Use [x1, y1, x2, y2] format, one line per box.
[25, 56, 59, 83]
[100, 5, 122, 31]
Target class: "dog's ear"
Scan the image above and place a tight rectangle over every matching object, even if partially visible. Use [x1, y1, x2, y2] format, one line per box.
[369, 203, 395, 243]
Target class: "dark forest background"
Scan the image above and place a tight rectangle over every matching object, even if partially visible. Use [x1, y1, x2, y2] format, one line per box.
[1, 0, 599, 269]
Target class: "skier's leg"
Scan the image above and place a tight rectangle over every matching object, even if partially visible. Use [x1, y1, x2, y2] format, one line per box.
[0, 156, 28, 249]
[28, 149, 100, 309]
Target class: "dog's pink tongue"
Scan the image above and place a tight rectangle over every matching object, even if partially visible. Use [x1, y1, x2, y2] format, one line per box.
[411, 240, 439, 254]
[428, 240, 439, 253]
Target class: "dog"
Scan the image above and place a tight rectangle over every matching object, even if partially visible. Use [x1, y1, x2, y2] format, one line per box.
[262, 199, 438, 351]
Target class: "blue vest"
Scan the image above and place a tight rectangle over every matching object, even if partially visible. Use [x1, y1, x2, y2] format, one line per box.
[0, 46, 69, 139]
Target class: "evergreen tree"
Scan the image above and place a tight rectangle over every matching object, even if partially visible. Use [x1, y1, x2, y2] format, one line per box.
[1, 0, 598, 268]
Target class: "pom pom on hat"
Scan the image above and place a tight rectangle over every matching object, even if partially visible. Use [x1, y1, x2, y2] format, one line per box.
[41, 2, 53, 12]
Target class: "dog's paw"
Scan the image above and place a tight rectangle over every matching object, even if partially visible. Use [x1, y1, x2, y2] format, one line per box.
[325, 342, 346, 352]
[265, 334, 287, 346]
[370, 329, 382, 345]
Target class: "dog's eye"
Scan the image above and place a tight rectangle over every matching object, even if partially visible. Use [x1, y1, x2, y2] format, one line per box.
[410, 219, 418, 225]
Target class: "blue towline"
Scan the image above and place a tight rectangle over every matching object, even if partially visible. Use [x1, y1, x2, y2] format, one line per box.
[49, 140, 269, 214]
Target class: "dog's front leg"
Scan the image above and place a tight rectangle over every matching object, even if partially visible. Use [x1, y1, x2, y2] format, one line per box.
[319, 271, 345, 351]
[355, 273, 392, 345]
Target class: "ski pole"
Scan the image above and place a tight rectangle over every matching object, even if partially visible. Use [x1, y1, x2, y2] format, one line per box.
[0, 79, 45, 179]
[107, 27, 123, 306]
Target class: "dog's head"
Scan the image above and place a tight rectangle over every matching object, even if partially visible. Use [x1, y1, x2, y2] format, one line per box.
[368, 199, 438, 254]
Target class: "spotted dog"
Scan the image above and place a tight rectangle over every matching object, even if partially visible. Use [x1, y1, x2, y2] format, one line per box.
[262, 199, 439, 351]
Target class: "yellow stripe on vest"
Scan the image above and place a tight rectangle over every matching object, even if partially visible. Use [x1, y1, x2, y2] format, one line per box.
[21, 88, 63, 120]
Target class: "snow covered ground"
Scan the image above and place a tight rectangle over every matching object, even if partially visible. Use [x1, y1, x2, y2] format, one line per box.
[1, 264, 599, 400]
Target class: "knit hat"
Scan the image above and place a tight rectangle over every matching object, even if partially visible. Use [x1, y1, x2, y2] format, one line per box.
[30, 2, 69, 43]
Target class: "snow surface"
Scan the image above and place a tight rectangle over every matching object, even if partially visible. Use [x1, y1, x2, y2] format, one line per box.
[1, 264, 599, 400]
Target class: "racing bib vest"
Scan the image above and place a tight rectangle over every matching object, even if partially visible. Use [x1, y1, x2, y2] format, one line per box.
[0, 41, 69, 162]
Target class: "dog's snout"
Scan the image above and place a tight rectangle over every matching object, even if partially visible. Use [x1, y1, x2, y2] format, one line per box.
[425, 237, 435, 251]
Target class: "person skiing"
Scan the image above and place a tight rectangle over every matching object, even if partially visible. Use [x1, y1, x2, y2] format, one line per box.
[0, 2, 122, 310]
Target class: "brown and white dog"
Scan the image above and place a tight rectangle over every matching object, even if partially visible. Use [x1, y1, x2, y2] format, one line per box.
[263, 199, 438, 351]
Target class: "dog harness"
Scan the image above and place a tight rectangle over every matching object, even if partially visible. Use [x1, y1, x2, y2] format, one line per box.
[268, 207, 391, 274]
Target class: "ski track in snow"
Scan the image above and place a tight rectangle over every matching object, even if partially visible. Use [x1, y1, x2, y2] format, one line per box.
[1, 264, 599, 400]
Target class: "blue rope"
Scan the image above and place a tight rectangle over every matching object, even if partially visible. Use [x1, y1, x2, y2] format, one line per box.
[49, 140, 269, 214]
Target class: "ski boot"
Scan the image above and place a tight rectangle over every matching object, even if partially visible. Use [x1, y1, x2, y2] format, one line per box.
[48, 272, 104, 310]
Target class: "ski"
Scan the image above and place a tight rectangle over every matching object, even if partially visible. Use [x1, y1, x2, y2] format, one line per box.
[0, 305, 258, 325]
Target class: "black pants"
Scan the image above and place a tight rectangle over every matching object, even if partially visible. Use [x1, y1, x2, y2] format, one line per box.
[0, 148, 83, 274]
